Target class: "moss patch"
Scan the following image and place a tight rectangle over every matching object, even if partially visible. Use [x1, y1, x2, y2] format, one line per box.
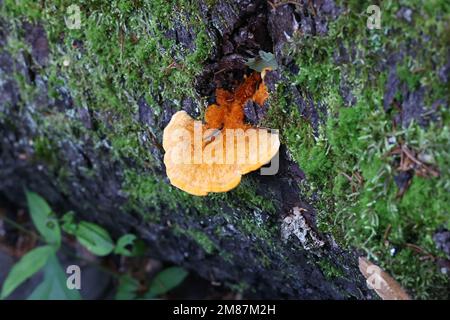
[265, 0, 449, 298]
[317, 258, 345, 280]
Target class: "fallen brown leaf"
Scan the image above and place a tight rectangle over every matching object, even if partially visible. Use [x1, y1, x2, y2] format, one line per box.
[358, 257, 411, 300]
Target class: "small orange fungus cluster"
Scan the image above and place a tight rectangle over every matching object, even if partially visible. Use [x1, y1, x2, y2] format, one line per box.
[163, 72, 280, 196]
[204, 72, 269, 130]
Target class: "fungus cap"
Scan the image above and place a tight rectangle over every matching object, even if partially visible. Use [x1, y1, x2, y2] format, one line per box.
[163, 111, 280, 196]
[163, 71, 279, 196]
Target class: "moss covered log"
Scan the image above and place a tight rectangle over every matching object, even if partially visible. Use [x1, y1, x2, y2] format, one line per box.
[0, 0, 448, 299]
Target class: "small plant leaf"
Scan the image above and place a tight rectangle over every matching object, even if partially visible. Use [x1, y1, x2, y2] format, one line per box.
[1, 245, 54, 299]
[144, 266, 188, 299]
[28, 254, 81, 300]
[114, 234, 136, 256]
[26, 191, 61, 247]
[114, 234, 147, 257]
[245, 50, 278, 72]
[61, 211, 77, 235]
[75, 221, 114, 256]
[115, 274, 139, 300]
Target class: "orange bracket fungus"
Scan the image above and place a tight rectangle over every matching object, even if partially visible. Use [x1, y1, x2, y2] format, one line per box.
[163, 71, 280, 196]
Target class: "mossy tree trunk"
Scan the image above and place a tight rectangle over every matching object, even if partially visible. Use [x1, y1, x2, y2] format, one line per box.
[5, 0, 446, 299]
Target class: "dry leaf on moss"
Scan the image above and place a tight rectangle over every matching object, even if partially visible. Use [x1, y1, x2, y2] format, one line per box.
[358, 257, 411, 300]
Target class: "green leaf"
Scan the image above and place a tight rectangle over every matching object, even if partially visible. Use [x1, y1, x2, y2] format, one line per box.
[114, 234, 136, 256]
[245, 50, 278, 72]
[115, 274, 139, 300]
[26, 191, 61, 247]
[129, 239, 147, 257]
[75, 221, 114, 256]
[144, 267, 188, 299]
[28, 254, 81, 300]
[61, 211, 77, 235]
[114, 234, 146, 257]
[1, 245, 54, 299]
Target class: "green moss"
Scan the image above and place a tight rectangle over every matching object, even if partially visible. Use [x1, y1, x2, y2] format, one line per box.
[2, 0, 213, 172]
[227, 281, 249, 294]
[285, 122, 332, 187]
[3, 0, 449, 299]
[33, 136, 58, 167]
[265, 0, 450, 298]
[172, 224, 218, 255]
[186, 229, 217, 254]
[317, 258, 345, 280]
[224, 179, 276, 214]
[237, 214, 276, 244]
[3, 0, 42, 21]
[255, 247, 272, 268]
[385, 249, 449, 299]
[123, 169, 214, 219]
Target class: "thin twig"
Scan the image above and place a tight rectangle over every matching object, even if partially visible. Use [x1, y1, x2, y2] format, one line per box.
[405, 243, 436, 261]
[383, 224, 392, 243]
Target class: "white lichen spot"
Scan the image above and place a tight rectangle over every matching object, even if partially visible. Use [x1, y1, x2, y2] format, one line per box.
[252, 209, 264, 227]
[292, 14, 299, 33]
[281, 207, 324, 250]
[283, 31, 293, 42]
